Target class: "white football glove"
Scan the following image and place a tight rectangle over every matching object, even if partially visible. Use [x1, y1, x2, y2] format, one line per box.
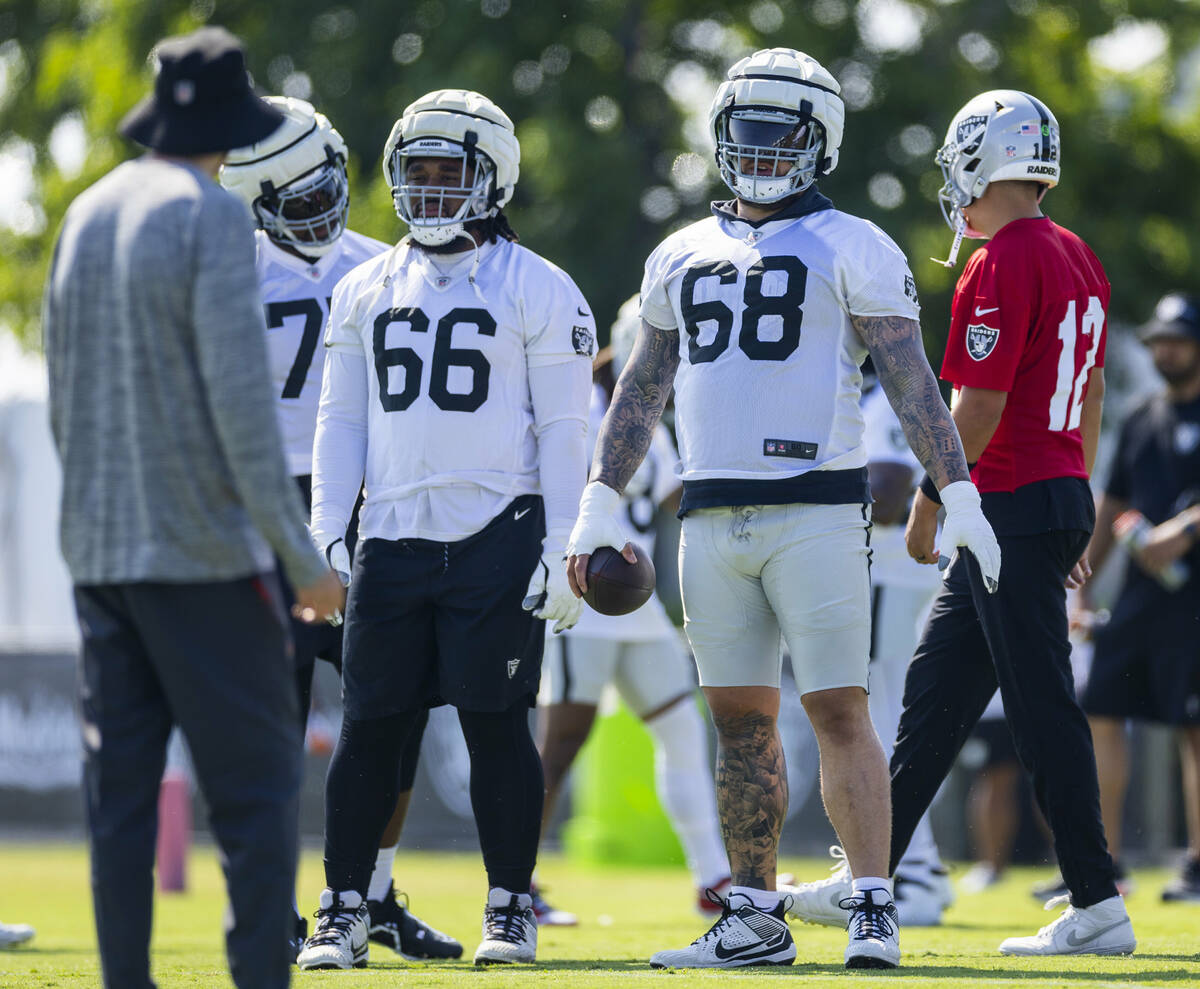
[523, 550, 582, 634]
[939, 480, 1002, 593]
[566, 482, 630, 560]
[323, 538, 351, 626]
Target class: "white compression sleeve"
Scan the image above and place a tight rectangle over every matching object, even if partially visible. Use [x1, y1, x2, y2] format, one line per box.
[310, 349, 368, 549]
[528, 359, 590, 551]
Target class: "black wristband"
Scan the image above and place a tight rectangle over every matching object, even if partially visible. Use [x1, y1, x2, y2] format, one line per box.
[919, 463, 977, 507]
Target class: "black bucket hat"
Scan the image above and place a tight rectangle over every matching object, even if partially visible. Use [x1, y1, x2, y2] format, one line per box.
[1139, 293, 1200, 345]
[119, 26, 283, 155]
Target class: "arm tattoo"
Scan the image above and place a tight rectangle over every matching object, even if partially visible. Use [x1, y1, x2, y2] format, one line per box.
[712, 709, 787, 889]
[591, 321, 680, 493]
[853, 313, 969, 489]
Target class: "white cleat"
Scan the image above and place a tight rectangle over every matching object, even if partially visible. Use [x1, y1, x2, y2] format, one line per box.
[959, 863, 1002, 894]
[998, 894, 1136, 956]
[779, 845, 853, 927]
[0, 922, 35, 949]
[297, 889, 369, 970]
[473, 888, 537, 965]
[844, 889, 901, 969]
[529, 882, 577, 927]
[893, 863, 948, 926]
[650, 891, 795, 969]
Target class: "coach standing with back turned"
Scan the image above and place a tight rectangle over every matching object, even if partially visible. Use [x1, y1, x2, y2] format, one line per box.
[41, 26, 344, 989]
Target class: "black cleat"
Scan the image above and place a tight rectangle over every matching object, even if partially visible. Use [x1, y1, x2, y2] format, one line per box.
[1162, 857, 1200, 903]
[289, 913, 307, 964]
[368, 881, 463, 959]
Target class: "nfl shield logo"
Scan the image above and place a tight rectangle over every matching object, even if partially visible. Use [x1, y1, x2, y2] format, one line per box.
[436, 276, 450, 288]
[966, 323, 999, 361]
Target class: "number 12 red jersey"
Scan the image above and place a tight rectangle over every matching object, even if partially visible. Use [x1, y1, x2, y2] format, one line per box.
[941, 216, 1109, 494]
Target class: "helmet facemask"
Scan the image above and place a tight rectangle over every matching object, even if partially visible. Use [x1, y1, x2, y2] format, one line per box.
[931, 121, 987, 267]
[388, 136, 497, 247]
[715, 107, 826, 205]
[253, 148, 349, 258]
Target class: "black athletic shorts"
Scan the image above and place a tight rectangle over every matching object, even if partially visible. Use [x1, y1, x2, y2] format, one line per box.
[1082, 592, 1200, 725]
[342, 494, 546, 718]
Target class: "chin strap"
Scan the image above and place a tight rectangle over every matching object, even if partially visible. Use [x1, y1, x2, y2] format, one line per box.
[931, 218, 966, 269]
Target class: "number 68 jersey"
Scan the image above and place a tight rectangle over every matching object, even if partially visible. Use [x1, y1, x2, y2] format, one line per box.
[639, 198, 920, 506]
[315, 238, 595, 544]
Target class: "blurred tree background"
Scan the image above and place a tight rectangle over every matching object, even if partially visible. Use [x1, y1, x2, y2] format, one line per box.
[2, 0, 1199, 356]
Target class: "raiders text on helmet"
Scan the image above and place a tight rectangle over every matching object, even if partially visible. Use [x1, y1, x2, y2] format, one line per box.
[933, 89, 1060, 265]
[708, 48, 845, 205]
[383, 89, 520, 247]
[220, 96, 349, 257]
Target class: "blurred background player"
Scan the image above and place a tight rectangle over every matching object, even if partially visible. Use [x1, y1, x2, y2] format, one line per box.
[1076, 291, 1200, 904]
[569, 48, 999, 971]
[220, 96, 459, 962]
[535, 295, 730, 926]
[299, 89, 593, 969]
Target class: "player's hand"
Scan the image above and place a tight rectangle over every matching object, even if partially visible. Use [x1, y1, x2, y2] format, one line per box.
[1065, 553, 1092, 590]
[566, 481, 636, 596]
[905, 488, 940, 565]
[523, 550, 583, 634]
[1133, 518, 1193, 573]
[938, 480, 1002, 593]
[292, 570, 346, 626]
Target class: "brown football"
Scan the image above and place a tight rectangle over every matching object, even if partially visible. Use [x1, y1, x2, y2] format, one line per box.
[582, 543, 656, 616]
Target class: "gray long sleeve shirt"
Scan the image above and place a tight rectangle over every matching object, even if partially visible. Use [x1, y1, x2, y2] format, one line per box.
[42, 156, 327, 590]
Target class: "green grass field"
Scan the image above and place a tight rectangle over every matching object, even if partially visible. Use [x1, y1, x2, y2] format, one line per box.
[1, 844, 1197, 987]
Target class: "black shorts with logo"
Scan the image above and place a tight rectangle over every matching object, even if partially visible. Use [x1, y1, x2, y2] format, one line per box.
[1082, 589, 1200, 726]
[342, 494, 546, 718]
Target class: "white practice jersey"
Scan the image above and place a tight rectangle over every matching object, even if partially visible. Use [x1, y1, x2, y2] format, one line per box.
[862, 385, 941, 592]
[255, 229, 389, 475]
[314, 238, 595, 544]
[570, 385, 681, 642]
[640, 202, 920, 501]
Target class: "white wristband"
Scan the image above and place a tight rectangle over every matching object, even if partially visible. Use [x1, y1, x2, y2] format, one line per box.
[578, 480, 622, 517]
[939, 479, 981, 514]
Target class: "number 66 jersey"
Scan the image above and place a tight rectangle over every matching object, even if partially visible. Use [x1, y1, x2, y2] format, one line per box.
[311, 238, 595, 547]
[639, 195, 920, 510]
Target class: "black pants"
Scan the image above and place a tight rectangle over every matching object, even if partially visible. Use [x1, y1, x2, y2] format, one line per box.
[75, 577, 301, 989]
[889, 530, 1119, 908]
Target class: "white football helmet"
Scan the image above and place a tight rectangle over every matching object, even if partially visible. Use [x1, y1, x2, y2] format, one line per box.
[220, 97, 349, 257]
[933, 89, 1060, 265]
[383, 89, 520, 247]
[709, 48, 845, 205]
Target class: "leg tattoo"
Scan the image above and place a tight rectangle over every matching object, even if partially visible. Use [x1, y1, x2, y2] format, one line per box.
[713, 711, 787, 889]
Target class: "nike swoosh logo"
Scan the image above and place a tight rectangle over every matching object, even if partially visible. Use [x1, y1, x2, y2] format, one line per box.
[1064, 920, 1128, 947]
[713, 933, 787, 961]
[974, 305, 999, 316]
[577, 307, 590, 317]
[514, 507, 531, 520]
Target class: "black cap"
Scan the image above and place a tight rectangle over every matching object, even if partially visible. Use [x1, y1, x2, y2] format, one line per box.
[1139, 293, 1200, 345]
[119, 26, 284, 155]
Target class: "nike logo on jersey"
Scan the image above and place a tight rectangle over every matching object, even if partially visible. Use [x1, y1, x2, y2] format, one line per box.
[1063, 920, 1129, 947]
[577, 307, 589, 317]
[514, 507, 532, 521]
[974, 305, 1000, 317]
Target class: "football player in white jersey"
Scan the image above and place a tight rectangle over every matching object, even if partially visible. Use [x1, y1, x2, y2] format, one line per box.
[297, 89, 594, 969]
[567, 48, 1000, 970]
[535, 296, 730, 925]
[220, 97, 461, 964]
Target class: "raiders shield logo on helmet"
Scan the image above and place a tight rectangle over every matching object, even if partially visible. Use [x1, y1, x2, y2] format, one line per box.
[966, 323, 999, 361]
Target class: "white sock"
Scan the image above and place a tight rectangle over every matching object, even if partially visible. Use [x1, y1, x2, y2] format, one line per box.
[366, 844, 398, 903]
[730, 885, 782, 911]
[851, 877, 893, 899]
[645, 697, 730, 889]
[320, 887, 362, 910]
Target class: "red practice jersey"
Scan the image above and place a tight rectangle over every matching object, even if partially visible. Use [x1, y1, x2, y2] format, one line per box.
[941, 217, 1109, 493]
